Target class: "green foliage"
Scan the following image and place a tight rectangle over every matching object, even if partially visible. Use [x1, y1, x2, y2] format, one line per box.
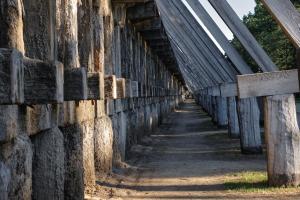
[231, 0, 300, 72]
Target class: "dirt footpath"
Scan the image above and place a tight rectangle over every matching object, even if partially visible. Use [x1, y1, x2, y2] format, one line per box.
[93, 100, 300, 200]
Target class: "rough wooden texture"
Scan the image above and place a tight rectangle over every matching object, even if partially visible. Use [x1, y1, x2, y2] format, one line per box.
[131, 81, 139, 97]
[262, 0, 300, 48]
[0, 48, 24, 104]
[31, 127, 64, 200]
[87, 72, 101, 100]
[125, 79, 132, 98]
[116, 78, 126, 99]
[216, 96, 228, 127]
[24, 58, 64, 104]
[237, 69, 299, 98]
[237, 97, 262, 154]
[64, 68, 88, 101]
[105, 75, 117, 99]
[94, 116, 113, 174]
[0, 0, 25, 53]
[264, 94, 300, 186]
[26, 105, 51, 136]
[208, 0, 277, 72]
[227, 97, 240, 138]
[220, 82, 237, 97]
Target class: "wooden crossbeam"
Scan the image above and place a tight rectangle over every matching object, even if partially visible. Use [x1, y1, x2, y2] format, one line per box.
[131, 81, 139, 97]
[140, 30, 167, 40]
[220, 82, 237, 97]
[87, 72, 103, 100]
[116, 78, 126, 98]
[64, 68, 88, 101]
[237, 69, 299, 98]
[127, 2, 158, 22]
[134, 18, 162, 32]
[105, 75, 117, 99]
[24, 58, 64, 104]
[261, 0, 300, 48]
[0, 48, 24, 104]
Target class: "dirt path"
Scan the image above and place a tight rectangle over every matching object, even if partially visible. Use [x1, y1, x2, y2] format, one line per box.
[94, 100, 300, 200]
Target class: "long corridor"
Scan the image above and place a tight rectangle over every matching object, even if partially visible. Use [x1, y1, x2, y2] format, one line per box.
[94, 100, 300, 200]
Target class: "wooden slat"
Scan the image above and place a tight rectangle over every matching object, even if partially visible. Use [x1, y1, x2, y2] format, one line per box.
[186, 0, 252, 74]
[0, 48, 24, 104]
[64, 68, 88, 101]
[237, 69, 299, 98]
[220, 82, 237, 97]
[116, 78, 126, 98]
[105, 75, 117, 99]
[208, 0, 277, 72]
[24, 58, 64, 104]
[261, 0, 300, 48]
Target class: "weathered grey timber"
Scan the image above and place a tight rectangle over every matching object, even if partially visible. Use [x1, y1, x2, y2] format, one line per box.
[116, 78, 126, 99]
[208, 0, 277, 72]
[24, 58, 64, 104]
[237, 69, 299, 98]
[0, 48, 24, 104]
[264, 94, 300, 186]
[64, 68, 88, 101]
[261, 0, 300, 48]
[227, 97, 240, 138]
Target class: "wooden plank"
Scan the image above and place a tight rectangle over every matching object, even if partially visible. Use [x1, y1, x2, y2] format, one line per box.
[127, 2, 158, 22]
[64, 68, 88, 101]
[208, 0, 277, 72]
[104, 75, 117, 99]
[125, 79, 132, 98]
[24, 58, 64, 104]
[237, 69, 299, 98]
[220, 82, 237, 97]
[261, 0, 300, 48]
[211, 86, 220, 96]
[87, 72, 101, 100]
[186, 0, 252, 74]
[131, 81, 139, 97]
[116, 78, 126, 99]
[0, 48, 24, 104]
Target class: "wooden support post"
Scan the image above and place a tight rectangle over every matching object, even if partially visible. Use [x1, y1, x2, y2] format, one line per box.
[227, 97, 240, 138]
[24, 58, 64, 104]
[64, 68, 88, 101]
[0, 48, 24, 104]
[87, 72, 102, 100]
[216, 96, 228, 128]
[264, 94, 300, 186]
[237, 97, 262, 154]
[131, 81, 139, 97]
[104, 75, 117, 99]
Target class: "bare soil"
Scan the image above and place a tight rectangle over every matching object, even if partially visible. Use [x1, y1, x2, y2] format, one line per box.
[91, 99, 300, 200]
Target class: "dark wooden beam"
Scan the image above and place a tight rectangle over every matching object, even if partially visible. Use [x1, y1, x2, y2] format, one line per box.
[64, 68, 88, 101]
[24, 58, 64, 104]
[134, 18, 162, 32]
[141, 30, 167, 40]
[127, 2, 158, 22]
[87, 72, 103, 100]
[113, 0, 152, 3]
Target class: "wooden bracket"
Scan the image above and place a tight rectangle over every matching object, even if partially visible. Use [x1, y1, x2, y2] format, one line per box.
[125, 79, 132, 98]
[220, 82, 237, 97]
[237, 69, 299, 98]
[0, 48, 24, 104]
[131, 81, 139, 97]
[64, 68, 88, 101]
[24, 58, 64, 104]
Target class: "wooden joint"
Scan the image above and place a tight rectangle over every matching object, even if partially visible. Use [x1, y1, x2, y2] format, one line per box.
[87, 72, 103, 100]
[116, 78, 126, 99]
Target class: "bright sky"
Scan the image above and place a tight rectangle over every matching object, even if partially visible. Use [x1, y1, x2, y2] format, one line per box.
[182, 0, 256, 53]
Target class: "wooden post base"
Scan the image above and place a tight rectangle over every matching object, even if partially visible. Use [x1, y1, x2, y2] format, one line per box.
[237, 97, 262, 154]
[264, 94, 300, 187]
[227, 97, 240, 138]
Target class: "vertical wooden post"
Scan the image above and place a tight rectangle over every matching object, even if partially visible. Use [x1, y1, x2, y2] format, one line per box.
[227, 97, 240, 138]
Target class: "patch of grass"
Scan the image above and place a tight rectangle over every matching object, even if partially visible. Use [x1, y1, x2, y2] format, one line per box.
[224, 171, 300, 193]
